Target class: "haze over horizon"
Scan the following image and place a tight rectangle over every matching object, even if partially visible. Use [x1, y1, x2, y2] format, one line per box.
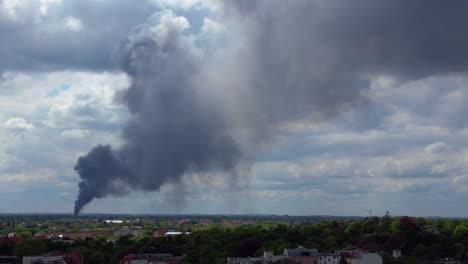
[2, 0, 468, 217]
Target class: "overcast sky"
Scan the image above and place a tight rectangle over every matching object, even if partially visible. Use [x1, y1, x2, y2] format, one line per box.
[2, 0, 468, 216]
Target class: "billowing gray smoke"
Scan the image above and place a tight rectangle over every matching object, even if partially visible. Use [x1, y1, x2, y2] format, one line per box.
[74, 11, 241, 215]
[74, 1, 468, 214]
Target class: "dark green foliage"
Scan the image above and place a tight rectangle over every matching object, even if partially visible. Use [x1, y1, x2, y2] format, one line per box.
[0, 241, 15, 255]
[0, 215, 467, 263]
[13, 239, 47, 258]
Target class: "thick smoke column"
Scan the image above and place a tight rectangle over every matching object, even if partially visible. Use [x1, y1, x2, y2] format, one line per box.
[74, 1, 468, 214]
[74, 11, 240, 215]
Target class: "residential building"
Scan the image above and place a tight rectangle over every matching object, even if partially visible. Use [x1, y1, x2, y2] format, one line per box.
[120, 253, 183, 264]
[199, 219, 213, 226]
[35, 231, 112, 239]
[319, 253, 341, 264]
[226, 256, 263, 264]
[336, 248, 358, 260]
[0, 233, 23, 243]
[165, 231, 190, 236]
[228, 249, 343, 264]
[222, 220, 242, 226]
[350, 253, 382, 264]
[423, 225, 440, 234]
[263, 251, 287, 263]
[114, 226, 143, 237]
[23, 252, 83, 264]
[222, 220, 255, 226]
[104, 220, 123, 224]
[336, 248, 382, 264]
[227, 251, 286, 264]
[177, 219, 191, 224]
[153, 228, 168, 237]
[433, 258, 462, 264]
[284, 246, 320, 264]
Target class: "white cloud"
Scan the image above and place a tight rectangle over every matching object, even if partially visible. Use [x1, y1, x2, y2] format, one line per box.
[151, 0, 219, 10]
[0, 70, 129, 131]
[39, 0, 62, 16]
[61, 129, 89, 138]
[1, 0, 27, 18]
[201, 18, 225, 34]
[64, 16, 83, 32]
[425, 142, 448, 154]
[3, 117, 34, 131]
[1, 0, 61, 18]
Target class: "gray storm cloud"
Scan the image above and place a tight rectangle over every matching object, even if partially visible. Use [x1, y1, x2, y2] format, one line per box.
[74, 0, 468, 214]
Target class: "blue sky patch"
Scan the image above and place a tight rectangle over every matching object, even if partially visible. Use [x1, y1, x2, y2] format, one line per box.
[47, 84, 70, 97]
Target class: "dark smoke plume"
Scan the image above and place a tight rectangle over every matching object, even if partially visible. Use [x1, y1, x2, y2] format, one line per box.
[74, 11, 240, 215]
[74, 1, 468, 214]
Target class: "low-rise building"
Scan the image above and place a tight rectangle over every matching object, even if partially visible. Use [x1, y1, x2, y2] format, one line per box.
[319, 253, 341, 264]
[165, 231, 190, 236]
[35, 231, 112, 239]
[433, 258, 462, 264]
[0, 233, 23, 243]
[227, 256, 263, 264]
[199, 219, 213, 226]
[336, 248, 382, 264]
[114, 226, 143, 237]
[284, 246, 320, 264]
[227, 251, 286, 264]
[23, 252, 83, 264]
[153, 228, 168, 237]
[357, 252, 383, 264]
[221, 220, 255, 226]
[423, 225, 440, 234]
[228, 248, 343, 264]
[120, 253, 183, 264]
[104, 220, 124, 224]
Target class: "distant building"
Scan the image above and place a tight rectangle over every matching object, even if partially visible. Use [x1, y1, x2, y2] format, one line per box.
[35, 231, 111, 239]
[104, 220, 123, 224]
[0, 233, 23, 243]
[423, 225, 440, 234]
[153, 228, 168, 237]
[222, 220, 255, 226]
[50, 236, 76, 244]
[283, 246, 320, 264]
[319, 253, 341, 264]
[263, 251, 287, 263]
[433, 258, 462, 264]
[226, 256, 264, 264]
[114, 226, 143, 237]
[336, 248, 382, 264]
[23, 252, 83, 264]
[199, 219, 213, 226]
[177, 219, 191, 224]
[120, 253, 182, 264]
[165, 231, 190, 236]
[227, 251, 286, 264]
[228, 248, 342, 264]
[222, 220, 242, 226]
[350, 253, 382, 264]
[358, 253, 382, 264]
[336, 248, 358, 260]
